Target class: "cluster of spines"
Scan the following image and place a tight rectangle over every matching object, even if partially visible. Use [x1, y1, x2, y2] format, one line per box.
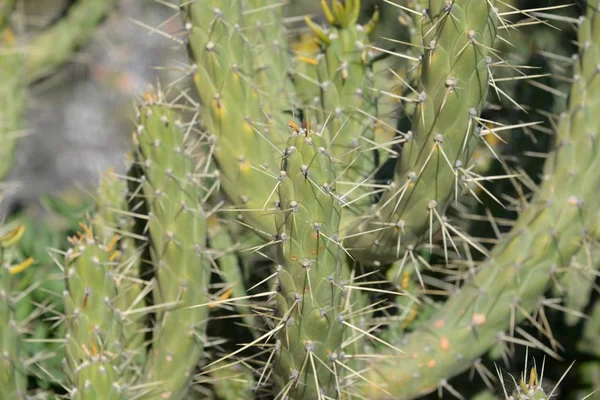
[130, 92, 212, 399]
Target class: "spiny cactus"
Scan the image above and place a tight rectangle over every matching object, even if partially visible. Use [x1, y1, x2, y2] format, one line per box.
[1, 0, 600, 399]
[346, 0, 500, 264]
[0, 224, 32, 399]
[183, 0, 293, 237]
[270, 123, 346, 399]
[360, 1, 600, 397]
[63, 222, 127, 399]
[131, 93, 213, 399]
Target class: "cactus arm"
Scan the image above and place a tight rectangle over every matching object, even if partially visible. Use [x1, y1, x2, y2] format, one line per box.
[91, 168, 147, 381]
[132, 94, 211, 399]
[63, 223, 127, 399]
[183, 0, 293, 238]
[361, 2, 600, 398]
[300, 0, 382, 219]
[0, 28, 24, 181]
[272, 124, 347, 399]
[25, 0, 117, 82]
[345, 1, 499, 265]
[0, 225, 31, 399]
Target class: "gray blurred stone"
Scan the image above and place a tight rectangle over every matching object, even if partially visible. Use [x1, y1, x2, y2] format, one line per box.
[4, 0, 186, 212]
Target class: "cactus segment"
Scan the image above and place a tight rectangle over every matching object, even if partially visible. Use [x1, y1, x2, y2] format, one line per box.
[299, 0, 382, 218]
[63, 223, 127, 399]
[91, 168, 147, 380]
[183, 0, 293, 238]
[0, 225, 30, 399]
[272, 122, 346, 399]
[361, 3, 600, 398]
[132, 94, 211, 399]
[0, 28, 24, 181]
[346, 1, 500, 265]
[25, 0, 118, 81]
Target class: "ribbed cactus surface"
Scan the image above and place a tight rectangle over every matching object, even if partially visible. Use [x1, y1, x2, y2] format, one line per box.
[183, 0, 293, 237]
[63, 222, 127, 399]
[132, 94, 211, 399]
[272, 123, 346, 399]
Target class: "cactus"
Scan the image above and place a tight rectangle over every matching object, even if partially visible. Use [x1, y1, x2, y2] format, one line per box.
[183, 0, 294, 237]
[0, 27, 24, 181]
[0, 224, 32, 399]
[345, 0, 500, 264]
[359, 1, 600, 397]
[91, 168, 147, 381]
[63, 222, 128, 399]
[1, 0, 600, 399]
[270, 123, 346, 399]
[131, 93, 213, 399]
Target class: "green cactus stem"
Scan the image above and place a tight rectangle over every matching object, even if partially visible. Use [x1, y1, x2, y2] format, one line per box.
[132, 92, 211, 399]
[63, 222, 127, 399]
[271, 122, 347, 399]
[91, 168, 147, 381]
[299, 0, 383, 218]
[345, 0, 500, 265]
[183, 0, 294, 238]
